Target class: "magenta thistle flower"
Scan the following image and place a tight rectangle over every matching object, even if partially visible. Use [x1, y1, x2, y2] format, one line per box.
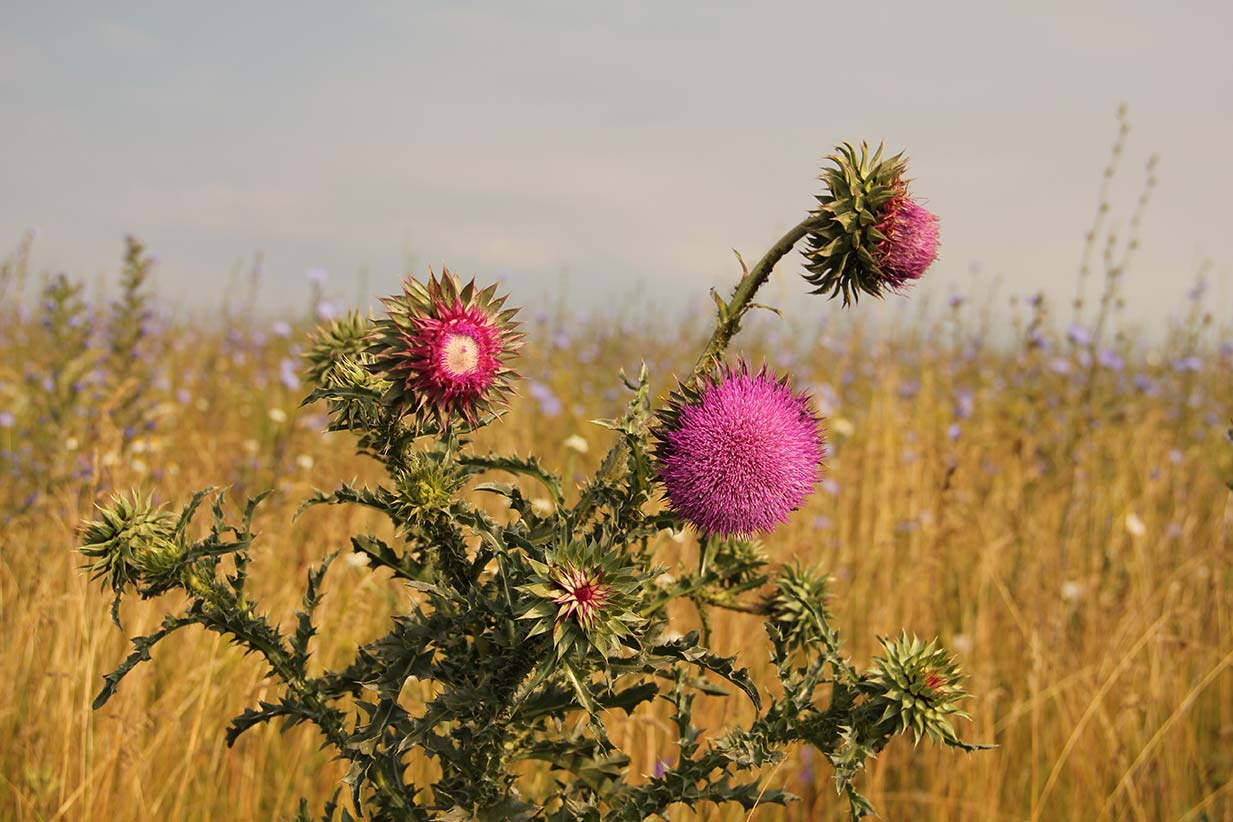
[875, 195, 939, 288]
[368, 269, 522, 430]
[654, 365, 826, 536]
[551, 563, 614, 631]
[804, 141, 939, 304]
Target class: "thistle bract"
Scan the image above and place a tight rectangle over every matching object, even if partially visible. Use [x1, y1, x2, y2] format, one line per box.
[654, 364, 825, 536]
[804, 142, 939, 304]
[367, 269, 522, 431]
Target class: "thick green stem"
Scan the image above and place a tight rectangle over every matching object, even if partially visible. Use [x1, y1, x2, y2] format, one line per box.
[690, 214, 818, 379]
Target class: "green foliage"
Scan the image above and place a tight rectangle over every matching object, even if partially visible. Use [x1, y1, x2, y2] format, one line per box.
[79, 174, 985, 819]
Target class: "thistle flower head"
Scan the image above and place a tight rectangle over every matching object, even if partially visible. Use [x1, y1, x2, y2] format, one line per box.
[804, 142, 939, 305]
[519, 539, 643, 660]
[367, 269, 522, 431]
[653, 364, 825, 536]
[79, 492, 182, 595]
[867, 632, 972, 746]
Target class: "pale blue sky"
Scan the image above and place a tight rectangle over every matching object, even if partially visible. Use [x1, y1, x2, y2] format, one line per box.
[2, 1, 1231, 330]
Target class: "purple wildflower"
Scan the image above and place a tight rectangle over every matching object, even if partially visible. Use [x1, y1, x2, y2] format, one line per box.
[654, 366, 825, 536]
[1133, 373, 1155, 394]
[306, 267, 328, 286]
[272, 320, 293, 338]
[1067, 323, 1091, 347]
[947, 423, 962, 441]
[527, 380, 562, 417]
[1175, 356, 1202, 373]
[279, 358, 301, 391]
[0, 411, 14, 428]
[316, 300, 338, 321]
[953, 388, 974, 420]
[1220, 341, 1233, 358]
[1097, 349, 1124, 371]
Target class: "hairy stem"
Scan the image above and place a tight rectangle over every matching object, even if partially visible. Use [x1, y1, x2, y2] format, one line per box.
[690, 214, 818, 378]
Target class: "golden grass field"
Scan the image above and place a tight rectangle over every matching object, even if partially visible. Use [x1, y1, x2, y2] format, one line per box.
[1, 271, 1231, 820]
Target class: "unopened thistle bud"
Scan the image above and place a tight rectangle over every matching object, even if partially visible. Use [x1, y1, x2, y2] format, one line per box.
[367, 269, 523, 431]
[79, 492, 183, 595]
[804, 142, 939, 305]
[709, 536, 767, 589]
[391, 453, 463, 527]
[303, 310, 374, 388]
[867, 632, 972, 746]
[761, 563, 832, 649]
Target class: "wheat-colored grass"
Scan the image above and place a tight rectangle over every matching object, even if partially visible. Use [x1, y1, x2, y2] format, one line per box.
[0, 303, 1229, 821]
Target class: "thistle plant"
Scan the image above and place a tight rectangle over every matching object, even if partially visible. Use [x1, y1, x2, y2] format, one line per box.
[80, 143, 986, 820]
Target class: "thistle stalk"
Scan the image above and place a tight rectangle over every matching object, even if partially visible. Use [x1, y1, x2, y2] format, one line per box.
[691, 215, 818, 379]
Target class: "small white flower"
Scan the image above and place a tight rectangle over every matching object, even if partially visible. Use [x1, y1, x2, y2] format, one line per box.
[295, 454, 315, 471]
[531, 497, 554, 516]
[1124, 512, 1146, 538]
[563, 434, 589, 454]
[131, 459, 148, 475]
[243, 439, 260, 455]
[952, 634, 973, 655]
[831, 417, 855, 437]
[268, 408, 288, 424]
[1061, 580, 1084, 603]
[65, 437, 79, 451]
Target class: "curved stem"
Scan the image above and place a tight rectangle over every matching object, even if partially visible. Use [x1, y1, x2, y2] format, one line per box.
[690, 214, 818, 379]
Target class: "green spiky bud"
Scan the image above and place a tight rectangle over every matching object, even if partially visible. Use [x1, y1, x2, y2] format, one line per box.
[303, 310, 375, 389]
[866, 631, 972, 746]
[804, 142, 939, 305]
[709, 536, 767, 589]
[391, 452, 464, 527]
[518, 539, 644, 661]
[761, 563, 832, 650]
[79, 492, 183, 595]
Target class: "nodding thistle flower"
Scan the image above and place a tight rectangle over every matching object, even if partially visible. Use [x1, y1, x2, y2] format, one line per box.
[367, 269, 523, 430]
[653, 364, 825, 536]
[303, 310, 374, 388]
[867, 632, 972, 746]
[762, 563, 833, 650]
[804, 142, 939, 305]
[518, 539, 644, 660]
[79, 492, 183, 596]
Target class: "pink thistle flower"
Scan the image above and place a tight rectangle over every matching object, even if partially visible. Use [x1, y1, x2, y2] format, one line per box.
[551, 562, 613, 631]
[875, 196, 939, 288]
[654, 365, 826, 536]
[368, 269, 522, 430]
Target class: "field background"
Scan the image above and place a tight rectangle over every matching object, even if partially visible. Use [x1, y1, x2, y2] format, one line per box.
[1, 236, 1231, 821]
